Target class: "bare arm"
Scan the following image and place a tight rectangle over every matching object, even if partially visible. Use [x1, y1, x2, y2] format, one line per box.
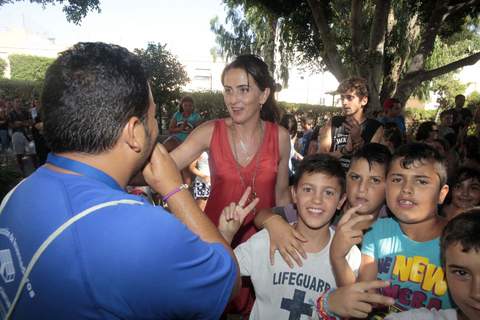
[370, 125, 384, 144]
[318, 119, 332, 153]
[276, 127, 292, 206]
[318, 119, 342, 158]
[170, 120, 214, 170]
[143, 144, 240, 296]
[253, 209, 307, 268]
[358, 254, 379, 282]
[330, 206, 373, 286]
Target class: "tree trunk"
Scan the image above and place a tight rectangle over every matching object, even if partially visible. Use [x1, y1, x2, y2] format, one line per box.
[307, 0, 348, 80]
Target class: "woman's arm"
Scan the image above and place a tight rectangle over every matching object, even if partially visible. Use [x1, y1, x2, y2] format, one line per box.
[275, 126, 292, 206]
[170, 120, 215, 170]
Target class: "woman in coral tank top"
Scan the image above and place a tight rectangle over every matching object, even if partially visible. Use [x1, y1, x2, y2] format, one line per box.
[171, 54, 291, 317]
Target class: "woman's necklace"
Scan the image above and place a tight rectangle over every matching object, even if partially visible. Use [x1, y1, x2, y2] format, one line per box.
[231, 121, 264, 202]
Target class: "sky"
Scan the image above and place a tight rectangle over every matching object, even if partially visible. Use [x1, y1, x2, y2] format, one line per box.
[0, 0, 227, 59]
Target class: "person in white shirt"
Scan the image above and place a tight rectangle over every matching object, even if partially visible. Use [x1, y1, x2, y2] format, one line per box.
[219, 154, 361, 319]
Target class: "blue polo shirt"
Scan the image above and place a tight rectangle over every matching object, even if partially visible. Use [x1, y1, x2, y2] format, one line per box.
[0, 166, 236, 319]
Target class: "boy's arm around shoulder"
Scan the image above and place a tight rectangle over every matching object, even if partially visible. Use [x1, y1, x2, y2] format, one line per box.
[254, 206, 307, 268]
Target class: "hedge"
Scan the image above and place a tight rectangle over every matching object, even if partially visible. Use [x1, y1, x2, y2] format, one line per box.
[0, 58, 6, 78]
[9, 54, 55, 82]
[0, 78, 43, 100]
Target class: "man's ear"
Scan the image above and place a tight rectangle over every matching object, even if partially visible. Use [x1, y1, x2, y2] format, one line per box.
[122, 116, 144, 153]
[438, 184, 450, 205]
[360, 95, 368, 107]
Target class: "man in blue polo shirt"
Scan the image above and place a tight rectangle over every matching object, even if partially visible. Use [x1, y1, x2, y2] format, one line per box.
[0, 42, 240, 320]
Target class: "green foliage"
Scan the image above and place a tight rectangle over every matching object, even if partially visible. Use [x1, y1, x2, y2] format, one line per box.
[134, 43, 189, 114]
[414, 20, 480, 103]
[0, 78, 43, 100]
[9, 54, 55, 82]
[179, 90, 342, 127]
[0, 0, 100, 24]
[183, 91, 228, 120]
[210, 2, 281, 82]
[0, 58, 6, 78]
[467, 91, 480, 107]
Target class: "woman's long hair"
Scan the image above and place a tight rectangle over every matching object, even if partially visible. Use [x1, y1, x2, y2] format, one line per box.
[221, 54, 280, 123]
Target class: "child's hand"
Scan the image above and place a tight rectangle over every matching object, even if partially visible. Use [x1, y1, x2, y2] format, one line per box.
[328, 280, 394, 318]
[331, 204, 373, 260]
[218, 187, 259, 244]
[264, 215, 307, 268]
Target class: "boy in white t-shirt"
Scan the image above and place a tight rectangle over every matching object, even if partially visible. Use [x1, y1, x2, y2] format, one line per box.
[219, 154, 361, 319]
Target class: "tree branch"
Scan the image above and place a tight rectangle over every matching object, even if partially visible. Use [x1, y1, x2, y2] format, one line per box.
[306, 0, 348, 80]
[420, 51, 480, 82]
[351, 0, 363, 62]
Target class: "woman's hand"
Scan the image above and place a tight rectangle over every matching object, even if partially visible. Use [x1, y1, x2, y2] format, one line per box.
[264, 215, 307, 268]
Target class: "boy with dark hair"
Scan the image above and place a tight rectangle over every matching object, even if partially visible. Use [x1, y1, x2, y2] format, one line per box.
[316, 208, 480, 319]
[384, 208, 480, 319]
[330, 143, 452, 317]
[318, 77, 383, 169]
[442, 166, 480, 221]
[253, 143, 391, 269]
[219, 154, 361, 319]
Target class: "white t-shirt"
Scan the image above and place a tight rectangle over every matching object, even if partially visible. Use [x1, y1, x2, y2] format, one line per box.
[234, 227, 361, 320]
[385, 308, 457, 320]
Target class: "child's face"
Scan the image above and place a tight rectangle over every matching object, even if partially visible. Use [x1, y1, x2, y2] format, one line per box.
[292, 172, 346, 230]
[347, 159, 386, 216]
[445, 243, 480, 320]
[386, 158, 449, 224]
[452, 178, 480, 210]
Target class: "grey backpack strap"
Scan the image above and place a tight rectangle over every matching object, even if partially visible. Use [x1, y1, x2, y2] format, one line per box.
[4, 199, 144, 320]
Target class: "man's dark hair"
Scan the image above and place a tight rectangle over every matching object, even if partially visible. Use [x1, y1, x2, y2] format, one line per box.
[293, 154, 346, 193]
[351, 143, 391, 173]
[389, 143, 447, 187]
[337, 77, 369, 100]
[441, 208, 480, 265]
[41, 42, 150, 154]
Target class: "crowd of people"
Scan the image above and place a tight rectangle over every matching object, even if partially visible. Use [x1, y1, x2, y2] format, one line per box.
[0, 42, 479, 320]
[0, 97, 50, 175]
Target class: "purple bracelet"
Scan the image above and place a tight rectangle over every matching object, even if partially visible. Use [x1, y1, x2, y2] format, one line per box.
[162, 184, 189, 202]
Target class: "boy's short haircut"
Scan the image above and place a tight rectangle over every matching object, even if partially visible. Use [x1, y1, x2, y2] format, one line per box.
[441, 207, 480, 264]
[351, 143, 391, 173]
[337, 77, 369, 99]
[445, 167, 480, 205]
[293, 154, 346, 193]
[449, 166, 480, 187]
[389, 142, 448, 187]
[440, 108, 454, 119]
